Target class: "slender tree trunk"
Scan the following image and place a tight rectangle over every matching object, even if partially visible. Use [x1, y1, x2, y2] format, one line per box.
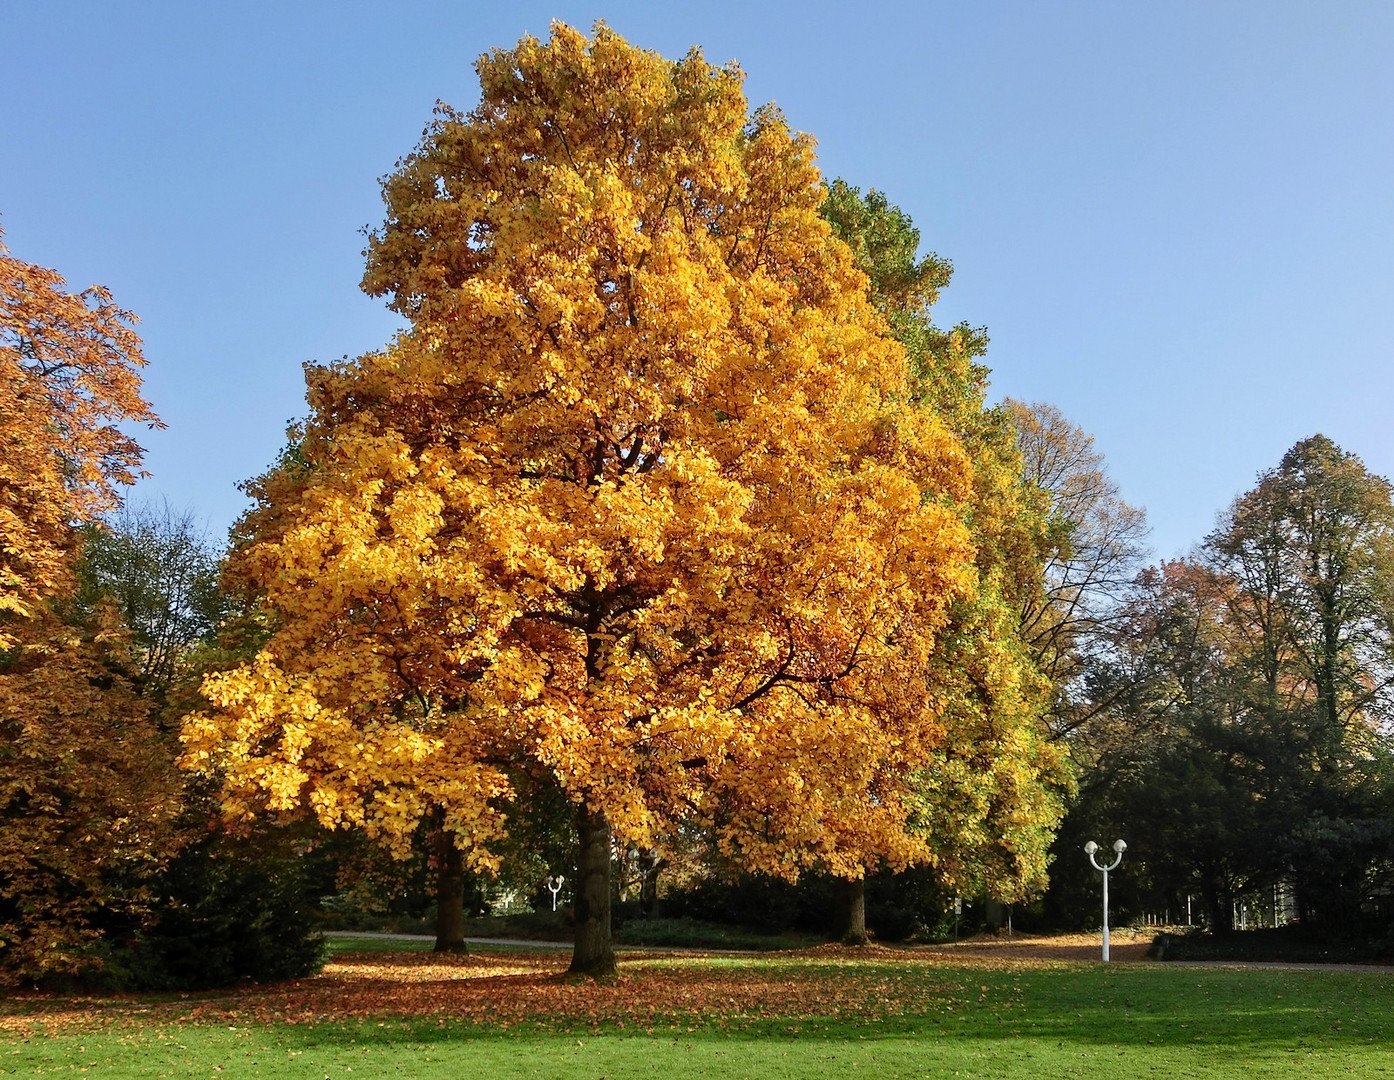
[1206, 884, 1232, 936]
[434, 814, 467, 954]
[637, 848, 665, 919]
[840, 877, 869, 946]
[569, 803, 616, 977]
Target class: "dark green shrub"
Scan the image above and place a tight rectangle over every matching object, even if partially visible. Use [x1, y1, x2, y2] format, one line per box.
[107, 831, 325, 991]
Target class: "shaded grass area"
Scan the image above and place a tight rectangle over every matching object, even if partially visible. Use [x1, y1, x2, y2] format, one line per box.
[1155, 926, 1394, 966]
[322, 936, 550, 956]
[324, 916, 808, 953]
[4, 947, 1394, 1077]
[319, 910, 569, 939]
[614, 916, 812, 951]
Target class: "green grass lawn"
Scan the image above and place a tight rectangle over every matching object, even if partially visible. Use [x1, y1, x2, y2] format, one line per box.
[322, 933, 434, 953]
[4, 946, 1392, 1078]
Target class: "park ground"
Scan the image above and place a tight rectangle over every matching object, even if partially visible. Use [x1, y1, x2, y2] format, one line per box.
[2, 929, 1392, 1078]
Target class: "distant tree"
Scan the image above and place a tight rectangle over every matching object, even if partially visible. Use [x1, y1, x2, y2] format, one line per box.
[79, 506, 327, 989]
[76, 501, 227, 697]
[1048, 436, 1394, 933]
[824, 184, 1069, 941]
[1055, 561, 1265, 930]
[1211, 435, 1394, 736]
[1204, 435, 1394, 926]
[1006, 400, 1149, 735]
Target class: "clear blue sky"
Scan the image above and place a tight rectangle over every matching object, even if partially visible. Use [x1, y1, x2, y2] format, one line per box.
[5, 2, 1393, 560]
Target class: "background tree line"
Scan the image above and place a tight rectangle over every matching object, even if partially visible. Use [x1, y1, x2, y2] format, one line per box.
[1043, 434, 1394, 940]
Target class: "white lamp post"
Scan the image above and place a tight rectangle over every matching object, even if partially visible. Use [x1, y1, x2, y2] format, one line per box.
[1085, 839, 1127, 962]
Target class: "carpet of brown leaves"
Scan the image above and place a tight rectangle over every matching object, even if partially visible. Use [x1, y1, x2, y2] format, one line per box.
[0, 933, 1151, 1037]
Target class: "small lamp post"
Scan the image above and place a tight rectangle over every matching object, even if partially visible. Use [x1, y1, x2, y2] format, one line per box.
[1085, 839, 1127, 962]
[545, 874, 565, 912]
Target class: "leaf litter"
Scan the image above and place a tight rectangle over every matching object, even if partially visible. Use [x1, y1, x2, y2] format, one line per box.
[0, 944, 997, 1036]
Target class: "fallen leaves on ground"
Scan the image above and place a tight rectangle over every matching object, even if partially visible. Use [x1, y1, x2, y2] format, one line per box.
[0, 945, 997, 1036]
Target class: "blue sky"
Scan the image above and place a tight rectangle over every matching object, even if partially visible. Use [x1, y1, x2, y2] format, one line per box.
[5, 2, 1393, 560]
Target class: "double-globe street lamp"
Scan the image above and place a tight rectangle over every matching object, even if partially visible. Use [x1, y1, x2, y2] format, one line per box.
[1084, 839, 1127, 961]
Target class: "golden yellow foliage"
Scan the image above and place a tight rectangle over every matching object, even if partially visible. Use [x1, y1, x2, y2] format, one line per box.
[185, 25, 988, 967]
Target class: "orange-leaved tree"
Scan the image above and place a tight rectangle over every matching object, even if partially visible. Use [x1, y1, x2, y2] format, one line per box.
[0, 228, 161, 643]
[183, 23, 980, 976]
[0, 228, 179, 982]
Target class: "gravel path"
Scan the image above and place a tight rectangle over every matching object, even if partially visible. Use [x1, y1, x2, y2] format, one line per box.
[324, 930, 571, 948]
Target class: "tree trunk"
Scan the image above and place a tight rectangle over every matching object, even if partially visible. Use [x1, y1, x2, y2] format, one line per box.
[840, 877, 869, 946]
[434, 815, 468, 954]
[569, 803, 616, 977]
[637, 848, 665, 919]
[1206, 885, 1232, 936]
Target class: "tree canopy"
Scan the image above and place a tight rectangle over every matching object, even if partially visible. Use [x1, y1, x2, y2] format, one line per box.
[824, 184, 1068, 907]
[183, 23, 1006, 975]
[0, 227, 161, 643]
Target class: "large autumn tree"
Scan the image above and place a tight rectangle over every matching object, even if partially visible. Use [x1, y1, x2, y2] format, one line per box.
[186, 24, 991, 976]
[0, 228, 180, 982]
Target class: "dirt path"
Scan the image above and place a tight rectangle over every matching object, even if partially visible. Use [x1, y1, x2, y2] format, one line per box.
[909, 929, 1154, 964]
[904, 931, 1394, 971]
